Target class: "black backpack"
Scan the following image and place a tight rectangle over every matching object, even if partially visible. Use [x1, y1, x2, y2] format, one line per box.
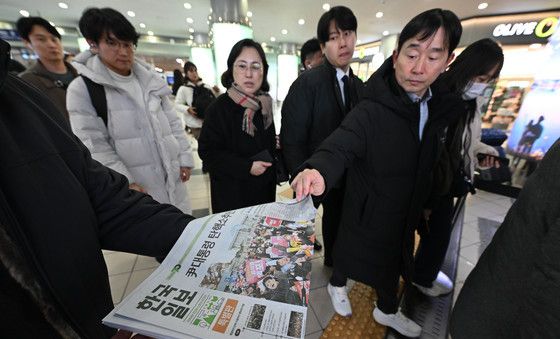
[187, 84, 215, 119]
[81, 75, 108, 126]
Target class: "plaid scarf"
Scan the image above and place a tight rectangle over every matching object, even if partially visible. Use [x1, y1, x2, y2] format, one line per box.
[227, 83, 273, 137]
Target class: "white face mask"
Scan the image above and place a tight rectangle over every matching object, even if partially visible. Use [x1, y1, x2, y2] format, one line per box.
[462, 82, 488, 100]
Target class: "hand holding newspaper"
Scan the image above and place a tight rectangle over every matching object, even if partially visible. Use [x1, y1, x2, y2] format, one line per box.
[104, 197, 316, 339]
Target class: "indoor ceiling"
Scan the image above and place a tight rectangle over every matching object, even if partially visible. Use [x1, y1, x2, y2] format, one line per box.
[1, 0, 559, 45]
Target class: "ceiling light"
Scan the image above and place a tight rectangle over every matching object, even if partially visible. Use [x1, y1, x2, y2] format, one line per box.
[127, 11, 135, 17]
[147, 31, 154, 36]
[261, 42, 267, 47]
[176, 58, 184, 64]
[382, 30, 389, 36]
[478, 2, 488, 10]
[189, 35, 194, 40]
[186, 17, 194, 23]
[139, 23, 146, 28]
[281, 29, 288, 35]
[19, 9, 30, 17]
[188, 27, 194, 33]
[298, 19, 305, 25]
[170, 38, 175, 44]
[376, 11, 383, 18]
[322, 3, 330, 11]
[357, 39, 362, 44]
[247, 11, 253, 17]
[183, 2, 192, 9]
[58, 2, 68, 9]
[270, 36, 276, 42]
[206, 20, 210, 25]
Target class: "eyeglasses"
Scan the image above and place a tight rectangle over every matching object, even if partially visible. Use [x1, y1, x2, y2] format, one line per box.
[104, 38, 136, 51]
[234, 62, 263, 73]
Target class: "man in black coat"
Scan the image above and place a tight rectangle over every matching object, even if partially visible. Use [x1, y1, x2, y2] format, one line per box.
[450, 139, 560, 339]
[280, 6, 363, 268]
[292, 9, 463, 338]
[0, 39, 193, 339]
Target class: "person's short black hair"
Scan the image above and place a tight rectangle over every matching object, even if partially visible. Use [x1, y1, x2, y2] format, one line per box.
[300, 38, 321, 65]
[397, 8, 462, 57]
[79, 7, 139, 45]
[317, 6, 357, 44]
[441, 38, 504, 93]
[221, 39, 270, 92]
[183, 61, 197, 73]
[16, 17, 61, 41]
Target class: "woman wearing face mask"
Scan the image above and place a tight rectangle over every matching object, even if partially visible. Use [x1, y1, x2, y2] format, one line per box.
[198, 39, 276, 213]
[412, 38, 504, 297]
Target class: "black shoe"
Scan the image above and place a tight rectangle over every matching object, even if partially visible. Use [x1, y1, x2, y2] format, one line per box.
[314, 240, 323, 251]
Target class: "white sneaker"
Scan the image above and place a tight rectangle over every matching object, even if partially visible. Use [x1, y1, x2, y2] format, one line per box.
[433, 271, 453, 293]
[373, 307, 422, 338]
[327, 283, 352, 317]
[413, 271, 454, 297]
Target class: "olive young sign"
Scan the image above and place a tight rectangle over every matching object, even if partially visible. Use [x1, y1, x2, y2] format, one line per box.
[493, 17, 558, 39]
[459, 12, 560, 47]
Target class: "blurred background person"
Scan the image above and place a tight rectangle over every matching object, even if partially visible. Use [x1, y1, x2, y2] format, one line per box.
[16, 16, 78, 120]
[198, 39, 276, 213]
[171, 68, 183, 96]
[300, 38, 323, 71]
[175, 61, 217, 139]
[67, 7, 194, 213]
[413, 38, 504, 297]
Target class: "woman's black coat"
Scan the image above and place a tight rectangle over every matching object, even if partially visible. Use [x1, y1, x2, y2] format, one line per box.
[198, 94, 276, 213]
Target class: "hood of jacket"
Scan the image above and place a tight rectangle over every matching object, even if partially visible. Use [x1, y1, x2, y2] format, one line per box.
[72, 50, 170, 97]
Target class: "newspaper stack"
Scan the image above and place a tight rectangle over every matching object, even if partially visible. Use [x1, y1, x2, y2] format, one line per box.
[104, 197, 317, 339]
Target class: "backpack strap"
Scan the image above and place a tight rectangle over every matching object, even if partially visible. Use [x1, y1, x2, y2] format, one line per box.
[81, 75, 108, 126]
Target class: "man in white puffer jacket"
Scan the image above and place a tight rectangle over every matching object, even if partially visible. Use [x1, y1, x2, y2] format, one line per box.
[67, 7, 193, 213]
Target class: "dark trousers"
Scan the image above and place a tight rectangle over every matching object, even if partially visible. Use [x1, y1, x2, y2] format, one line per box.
[321, 185, 345, 266]
[330, 268, 399, 314]
[414, 195, 455, 287]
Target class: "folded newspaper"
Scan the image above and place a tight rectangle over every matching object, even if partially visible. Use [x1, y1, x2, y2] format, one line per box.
[104, 197, 317, 339]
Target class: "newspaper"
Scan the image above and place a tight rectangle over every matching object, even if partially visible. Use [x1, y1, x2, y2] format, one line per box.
[103, 197, 316, 339]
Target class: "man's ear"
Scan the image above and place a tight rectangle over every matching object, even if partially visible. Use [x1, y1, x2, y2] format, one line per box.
[392, 49, 398, 68]
[320, 43, 326, 54]
[23, 39, 33, 51]
[87, 39, 98, 53]
[446, 52, 455, 67]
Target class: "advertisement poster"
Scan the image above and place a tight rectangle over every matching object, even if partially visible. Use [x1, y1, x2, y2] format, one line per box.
[507, 25, 560, 161]
[104, 198, 316, 339]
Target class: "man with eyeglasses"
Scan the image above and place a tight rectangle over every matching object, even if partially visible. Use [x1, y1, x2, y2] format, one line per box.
[67, 7, 195, 215]
[281, 5, 363, 269]
[16, 16, 78, 120]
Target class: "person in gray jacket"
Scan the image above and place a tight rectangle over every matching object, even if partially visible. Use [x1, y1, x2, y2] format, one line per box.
[67, 7, 194, 213]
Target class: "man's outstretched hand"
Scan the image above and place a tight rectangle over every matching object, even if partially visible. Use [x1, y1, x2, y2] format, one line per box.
[290, 169, 325, 201]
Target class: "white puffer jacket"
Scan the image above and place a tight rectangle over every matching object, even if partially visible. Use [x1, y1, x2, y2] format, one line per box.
[67, 51, 194, 213]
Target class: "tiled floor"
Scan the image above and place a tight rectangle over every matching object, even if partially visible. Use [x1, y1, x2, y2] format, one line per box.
[103, 134, 516, 337]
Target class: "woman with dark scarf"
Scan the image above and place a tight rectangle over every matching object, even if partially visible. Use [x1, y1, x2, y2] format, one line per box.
[198, 39, 276, 213]
[413, 38, 504, 297]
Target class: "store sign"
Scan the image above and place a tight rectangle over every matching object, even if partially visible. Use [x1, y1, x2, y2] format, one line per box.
[493, 16, 559, 39]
